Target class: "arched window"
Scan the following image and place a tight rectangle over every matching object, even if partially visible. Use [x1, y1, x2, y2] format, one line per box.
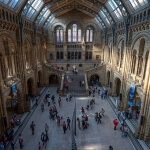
[67, 24, 81, 42]
[56, 26, 63, 42]
[137, 38, 145, 76]
[1, 37, 17, 79]
[131, 50, 137, 74]
[24, 40, 32, 70]
[86, 27, 93, 42]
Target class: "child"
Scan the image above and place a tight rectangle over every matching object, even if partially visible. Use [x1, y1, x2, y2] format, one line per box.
[38, 142, 41, 150]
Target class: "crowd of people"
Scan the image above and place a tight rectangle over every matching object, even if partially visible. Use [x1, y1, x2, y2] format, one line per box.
[0, 83, 134, 150]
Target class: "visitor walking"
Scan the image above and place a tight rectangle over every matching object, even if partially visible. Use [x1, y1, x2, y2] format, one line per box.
[62, 121, 67, 134]
[41, 132, 45, 146]
[77, 118, 81, 129]
[47, 97, 51, 107]
[67, 117, 71, 130]
[45, 123, 49, 134]
[11, 138, 15, 150]
[97, 113, 102, 124]
[30, 121, 36, 135]
[41, 103, 44, 112]
[113, 119, 119, 130]
[18, 134, 23, 150]
[101, 108, 105, 117]
[38, 142, 41, 150]
[58, 96, 61, 107]
[117, 110, 121, 120]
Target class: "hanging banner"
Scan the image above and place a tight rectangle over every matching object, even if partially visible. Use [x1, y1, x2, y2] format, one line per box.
[128, 84, 135, 106]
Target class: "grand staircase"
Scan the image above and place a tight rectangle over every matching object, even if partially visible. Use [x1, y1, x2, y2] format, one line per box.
[63, 70, 86, 96]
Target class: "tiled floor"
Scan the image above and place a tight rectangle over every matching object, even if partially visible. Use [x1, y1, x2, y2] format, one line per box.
[14, 87, 134, 150]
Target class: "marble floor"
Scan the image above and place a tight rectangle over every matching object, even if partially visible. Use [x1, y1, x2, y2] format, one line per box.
[14, 87, 135, 150]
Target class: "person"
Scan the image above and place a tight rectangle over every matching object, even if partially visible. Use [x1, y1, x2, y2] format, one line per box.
[117, 110, 121, 120]
[38, 142, 41, 150]
[0, 142, 4, 150]
[67, 117, 71, 130]
[124, 125, 129, 137]
[101, 108, 105, 117]
[45, 123, 49, 134]
[62, 121, 67, 134]
[113, 119, 119, 130]
[41, 103, 44, 112]
[30, 121, 36, 135]
[19, 134, 23, 150]
[41, 132, 45, 146]
[81, 107, 85, 114]
[44, 133, 48, 148]
[58, 96, 61, 107]
[109, 146, 113, 150]
[97, 113, 102, 124]
[11, 138, 15, 150]
[77, 118, 81, 129]
[47, 97, 51, 107]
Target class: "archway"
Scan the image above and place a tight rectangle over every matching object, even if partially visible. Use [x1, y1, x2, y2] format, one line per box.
[127, 88, 141, 119]
[128, 90, 141, 110]
[90, 74, 99, 85]
[6, 89, 22, 126]
[27, 78, 34, 97]
[49, 74, 59, 85]
[107, 71, 110, 86]
[115, 78, 121, 96]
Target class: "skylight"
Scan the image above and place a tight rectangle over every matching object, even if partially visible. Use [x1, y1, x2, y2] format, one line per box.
[26, 0, 44, 19]
[44, 14, 55, 28]
[35, 5, 51, 25]
[108, 0, 123, 19]
[0, 0, 20, 8]
[99, 10, 111, 26]
[129, 0, 148, 10]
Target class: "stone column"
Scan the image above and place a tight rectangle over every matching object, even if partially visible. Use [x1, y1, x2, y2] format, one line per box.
[135, 53, 150, 140]
[0, 65, 8, 132]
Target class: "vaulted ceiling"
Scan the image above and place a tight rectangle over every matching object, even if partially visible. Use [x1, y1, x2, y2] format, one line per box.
[44, 0, 107, 17]
[0, 0, 149, 29]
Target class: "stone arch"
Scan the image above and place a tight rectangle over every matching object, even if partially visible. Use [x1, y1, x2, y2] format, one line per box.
[65, 20, 84, 30]
[131, 33, 150, 53]
[0, 32, 17, 51]
[27, 78, 35, 96]
[114, 77, 121, 96]
[89, 74, 100, 85]
[49, 73, 60, 86]
[5, 88, 22, 126]
[126, 87, 142, 111]
[50, 22, 66, 31]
